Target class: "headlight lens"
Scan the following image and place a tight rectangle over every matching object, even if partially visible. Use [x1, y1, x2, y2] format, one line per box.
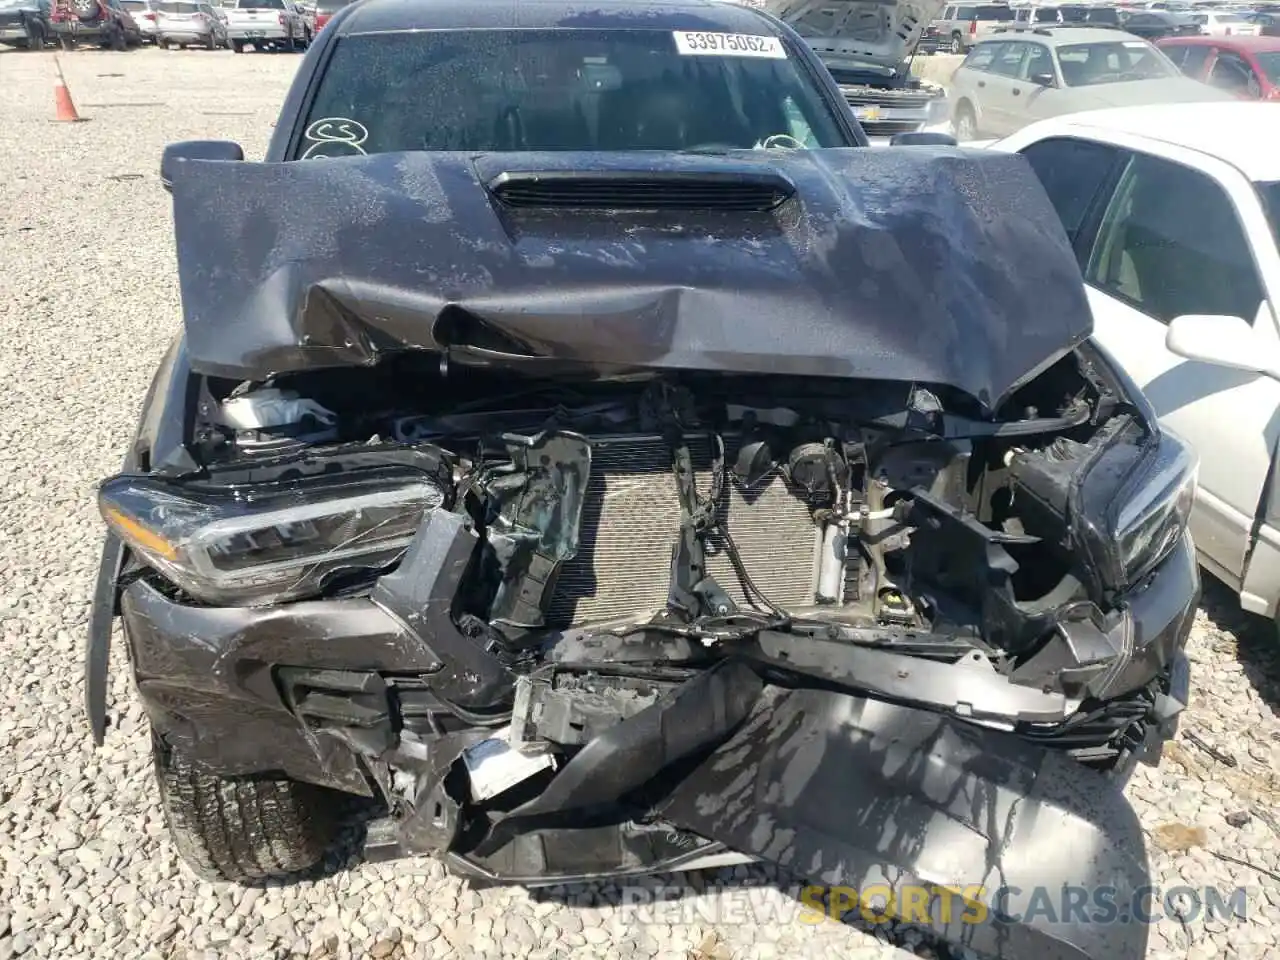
[1108, 433, 1198, 589]
[99, 468, 446, 605]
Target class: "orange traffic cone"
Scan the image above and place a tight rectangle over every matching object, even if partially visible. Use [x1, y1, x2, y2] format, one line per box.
[52, 58, 86, 123]
[53, 80, 84, 122]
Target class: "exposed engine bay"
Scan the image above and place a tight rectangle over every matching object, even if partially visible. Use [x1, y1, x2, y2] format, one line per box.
[101, 340, 1187, 801]
[200, 355, 1114, 648]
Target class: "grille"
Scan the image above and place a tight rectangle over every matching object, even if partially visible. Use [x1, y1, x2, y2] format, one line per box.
[839, 86, 939, 139]
[547, 434, 821, 627]
[840, 87, 939, 109]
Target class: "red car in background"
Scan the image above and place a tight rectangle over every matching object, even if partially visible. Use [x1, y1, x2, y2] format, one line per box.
[306, 0, 346, 33]
[1156, 34, 1280, 99]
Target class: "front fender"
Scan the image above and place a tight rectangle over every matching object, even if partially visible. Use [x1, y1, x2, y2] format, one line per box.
[85, 332, 199, 744]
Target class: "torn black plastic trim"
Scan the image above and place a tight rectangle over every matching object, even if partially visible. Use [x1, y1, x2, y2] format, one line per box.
[372, 509, 516, 713]
[660, 687, 1151, 960]
[478, 430, 592, 635]
[473, 659, 763, 855]
[85, 531, 127, 747]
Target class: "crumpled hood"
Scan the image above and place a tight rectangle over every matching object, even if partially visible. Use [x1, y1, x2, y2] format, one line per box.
[168, 146, 1092, 410]
[761, 0, 947, 73]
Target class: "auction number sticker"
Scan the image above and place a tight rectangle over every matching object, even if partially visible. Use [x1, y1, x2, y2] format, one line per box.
[673, 31, 787, 58]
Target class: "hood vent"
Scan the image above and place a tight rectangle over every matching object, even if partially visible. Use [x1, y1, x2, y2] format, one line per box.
[487, 170, 795, 213]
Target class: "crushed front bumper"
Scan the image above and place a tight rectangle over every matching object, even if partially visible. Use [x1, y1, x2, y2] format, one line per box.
[94, 520, 1196, 959]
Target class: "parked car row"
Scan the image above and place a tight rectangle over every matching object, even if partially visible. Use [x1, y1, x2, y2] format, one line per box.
[927, 0, 1280, 54]
[0, 0, 348, 48]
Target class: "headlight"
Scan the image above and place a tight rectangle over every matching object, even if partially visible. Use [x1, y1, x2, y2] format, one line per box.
[1111, 434, 1197, 586]
[1082, 431, 1197, 591]
[99, 468, 447, 606]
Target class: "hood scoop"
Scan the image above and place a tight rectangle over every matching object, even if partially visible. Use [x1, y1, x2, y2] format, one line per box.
[486, 170, 795, 213]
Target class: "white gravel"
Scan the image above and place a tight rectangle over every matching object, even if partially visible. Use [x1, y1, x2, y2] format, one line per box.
[1, 45, 1278, 960]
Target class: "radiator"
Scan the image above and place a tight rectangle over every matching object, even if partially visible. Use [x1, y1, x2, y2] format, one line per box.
[547, 433, 822, 627]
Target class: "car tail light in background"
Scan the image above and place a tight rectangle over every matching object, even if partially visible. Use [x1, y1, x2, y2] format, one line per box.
[1266, 86, 1280, 100]
[316, 12, 329, 28]
[143, 10, 155, 18]
[969, 18, 977, 35]
[277, 12, 285, 24]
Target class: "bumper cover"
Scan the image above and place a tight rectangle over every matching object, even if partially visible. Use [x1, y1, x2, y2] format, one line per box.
[100, 522, 1193, 960]
[225, 24, 286, 40]
[661, 686, 1151, 960]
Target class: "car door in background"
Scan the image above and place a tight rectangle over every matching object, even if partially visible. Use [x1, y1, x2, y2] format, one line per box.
[981, 38, 1031, 134]
[1028, 143, 1280, 585]
[1206, 47, 1264, 97]
[1014, 39, 1063, 125]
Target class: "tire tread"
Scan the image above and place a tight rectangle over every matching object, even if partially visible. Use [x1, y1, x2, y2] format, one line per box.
[153, 732, 339, 883]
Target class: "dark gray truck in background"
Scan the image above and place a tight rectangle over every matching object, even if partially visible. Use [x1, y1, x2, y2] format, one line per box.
[762, 0, 953, 142]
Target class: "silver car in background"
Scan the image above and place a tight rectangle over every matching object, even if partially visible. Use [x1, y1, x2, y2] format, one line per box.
[155, 0, 225, 47]
[119, 0, 158, 41]
[949, 24, 1233, 138]
[931, 2, 1014, 52]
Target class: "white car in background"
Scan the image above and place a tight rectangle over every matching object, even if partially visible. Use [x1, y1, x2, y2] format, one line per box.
[988, 103, 1280, 621]
[119, 0, 158, 40]
[1188, 10, 1262, 35]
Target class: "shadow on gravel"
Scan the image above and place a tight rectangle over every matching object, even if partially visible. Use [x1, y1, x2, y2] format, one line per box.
[522, 865, 975, 960]
[1197, 574, 1280, 724]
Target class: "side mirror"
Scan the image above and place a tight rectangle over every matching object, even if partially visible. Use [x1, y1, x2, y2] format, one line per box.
[1166, 313, 1280, 379]
[1030, 72, 1057, 87]
[160, 139, 244, 192]
[888, 131, 959, 146]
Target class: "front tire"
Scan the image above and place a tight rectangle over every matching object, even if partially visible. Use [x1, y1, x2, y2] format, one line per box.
[950, 32, 964, 55]
[231, 38, 244, 52]
[152, 731, 342, 883]
[954, 102, 979, 141]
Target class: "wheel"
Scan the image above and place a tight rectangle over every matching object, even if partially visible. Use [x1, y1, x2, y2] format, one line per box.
[950, 32, 964, 55]
[232, 38, 244, 52]
[205, 31, 216, 50]
[73, 0, 104, 22]
[954, 102, 979, 141]
[151, 730, 343, 883]
[109, 24, 126, 50]
[283, 33, 296, 51]
[59, 34, 75, 50]
[23, 19, 46, 48]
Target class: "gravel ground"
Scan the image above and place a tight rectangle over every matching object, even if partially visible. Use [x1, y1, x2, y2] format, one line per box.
[2, 45, 1279, 960]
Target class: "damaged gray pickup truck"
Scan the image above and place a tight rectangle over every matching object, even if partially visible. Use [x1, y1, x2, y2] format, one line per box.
[87, 1, 1199, 957]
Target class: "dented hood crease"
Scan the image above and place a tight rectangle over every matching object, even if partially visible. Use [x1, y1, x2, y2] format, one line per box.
[169, 148, 1092, 410]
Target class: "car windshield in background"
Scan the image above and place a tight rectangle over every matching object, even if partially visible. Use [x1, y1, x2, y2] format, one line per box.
[1056, 40, 1178, 85]
[298, 29, 848, 156]
[971, 6, 1014, 20]
[315, 0, 349, 10]
[158, 2, 197, 10]
[120, 0, 147, 9]
[234, 0, 282, 7]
